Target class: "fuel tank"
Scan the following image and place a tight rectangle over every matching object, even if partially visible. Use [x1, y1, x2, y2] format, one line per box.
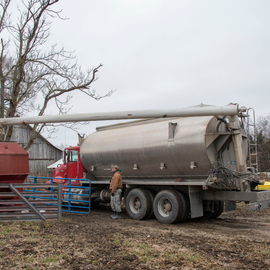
[80, 116, 247, 180]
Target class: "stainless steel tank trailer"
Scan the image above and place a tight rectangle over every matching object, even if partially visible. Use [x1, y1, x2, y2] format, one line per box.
[0, 103, 269, 224]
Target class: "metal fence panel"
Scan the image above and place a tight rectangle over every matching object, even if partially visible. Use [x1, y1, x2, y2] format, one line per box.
[0, 183, 62, 222]
[28, 176, 91, 214]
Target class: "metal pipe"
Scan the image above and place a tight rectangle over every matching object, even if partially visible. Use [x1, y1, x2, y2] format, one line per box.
[57, 183, 62, 220]
[0, 104, 240, 126]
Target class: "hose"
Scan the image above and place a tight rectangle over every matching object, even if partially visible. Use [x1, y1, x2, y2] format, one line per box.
[208, 161, 256, 190]
[216, 116, 228, 132]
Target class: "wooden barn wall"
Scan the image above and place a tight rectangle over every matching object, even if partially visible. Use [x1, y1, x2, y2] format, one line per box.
[11, 125, 63, 177]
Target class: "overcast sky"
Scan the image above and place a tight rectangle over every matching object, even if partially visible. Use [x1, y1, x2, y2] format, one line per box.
[16, 0, 270, 147]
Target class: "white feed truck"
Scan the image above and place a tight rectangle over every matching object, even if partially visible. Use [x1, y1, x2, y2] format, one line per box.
[1, 103, 269, 224]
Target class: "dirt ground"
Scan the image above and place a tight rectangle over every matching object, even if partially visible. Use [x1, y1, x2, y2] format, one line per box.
[0, 203, 270, 270]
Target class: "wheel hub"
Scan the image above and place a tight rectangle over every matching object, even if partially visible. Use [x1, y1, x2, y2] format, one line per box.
[164, 202, 172, 212]
[135, 198, 141, 209]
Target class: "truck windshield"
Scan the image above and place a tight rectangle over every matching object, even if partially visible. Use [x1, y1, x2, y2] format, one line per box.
[68, 150, 78, 162]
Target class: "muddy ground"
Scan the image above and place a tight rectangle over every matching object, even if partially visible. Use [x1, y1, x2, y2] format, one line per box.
[0, 203, 270, 270]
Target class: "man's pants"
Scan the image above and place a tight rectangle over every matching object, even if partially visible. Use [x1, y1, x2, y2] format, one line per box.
[111, 189, 122, 213]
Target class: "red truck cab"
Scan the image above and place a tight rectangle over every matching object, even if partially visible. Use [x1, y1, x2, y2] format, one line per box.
[52, 146, 87, 186]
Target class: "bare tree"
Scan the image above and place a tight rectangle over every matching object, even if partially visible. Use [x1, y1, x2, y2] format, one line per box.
[256, 114, 270, 172]
[0, 0, 113, 149]
[0, 0, 11, 120]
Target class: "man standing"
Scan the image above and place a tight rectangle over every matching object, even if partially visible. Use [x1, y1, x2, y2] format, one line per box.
[110, 165, 123, 219]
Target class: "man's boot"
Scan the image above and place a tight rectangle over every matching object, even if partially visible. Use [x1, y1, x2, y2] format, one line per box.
[111, 211, 116, 218]
[112, 212, 121, 219]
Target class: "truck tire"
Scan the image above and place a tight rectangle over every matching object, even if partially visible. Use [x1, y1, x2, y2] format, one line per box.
[145, 189, 156, 219]
[153, 190, 188, 224]
[202, 200, 224, 219]
[175, 191, 190, 222]
[202, 200, 213, 219]
[126, 188, 151, 220]
[123, 188, 131, 206]
[210, 200, 224, 219]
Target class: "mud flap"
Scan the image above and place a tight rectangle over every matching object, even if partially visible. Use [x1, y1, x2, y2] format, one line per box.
[225, 201, 237, 212]
[188, 186, 203, 218]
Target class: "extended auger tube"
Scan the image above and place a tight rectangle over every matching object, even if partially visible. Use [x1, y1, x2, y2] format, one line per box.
[0, 104, 242, 126]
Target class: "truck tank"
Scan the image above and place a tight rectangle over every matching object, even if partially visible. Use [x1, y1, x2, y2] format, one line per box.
[80, 116, 247, 181]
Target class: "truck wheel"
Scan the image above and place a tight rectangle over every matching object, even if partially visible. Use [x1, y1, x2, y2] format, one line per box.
[123, 188, 131, 206]
[126, 188, 151, 220]
[202, 200, 224, 219]
[175, 191, 190, 222]
[145, 189, 156, 219]
[210, 201, 224, 219]
[154, 190, 188, 224]
[202, 200, 213, 219]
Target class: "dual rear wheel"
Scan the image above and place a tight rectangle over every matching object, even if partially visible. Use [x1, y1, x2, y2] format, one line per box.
[203, 200, 224, 219]
[125, 188, 152, 220]
[154, 190, 190, 224]
[125, 188, 190, 224]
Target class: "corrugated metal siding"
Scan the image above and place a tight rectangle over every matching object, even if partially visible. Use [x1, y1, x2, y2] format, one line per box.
[11, 125, 63, 177]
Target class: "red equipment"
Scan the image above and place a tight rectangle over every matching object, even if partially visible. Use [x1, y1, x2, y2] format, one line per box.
[0, 142, 29, 201]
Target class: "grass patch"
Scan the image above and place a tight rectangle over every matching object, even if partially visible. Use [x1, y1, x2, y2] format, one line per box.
[44, 234, 57, 239]
[24, 256, 36, 263]
[111, 234, 218, 268]
[124, 240, 132, 247]
[0, 227, 17, 235]
[110, 234, 122, 245]
[42, 255, 61, 264]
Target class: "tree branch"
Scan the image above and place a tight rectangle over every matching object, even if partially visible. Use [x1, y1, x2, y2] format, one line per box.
[1, 0, 114, 149]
